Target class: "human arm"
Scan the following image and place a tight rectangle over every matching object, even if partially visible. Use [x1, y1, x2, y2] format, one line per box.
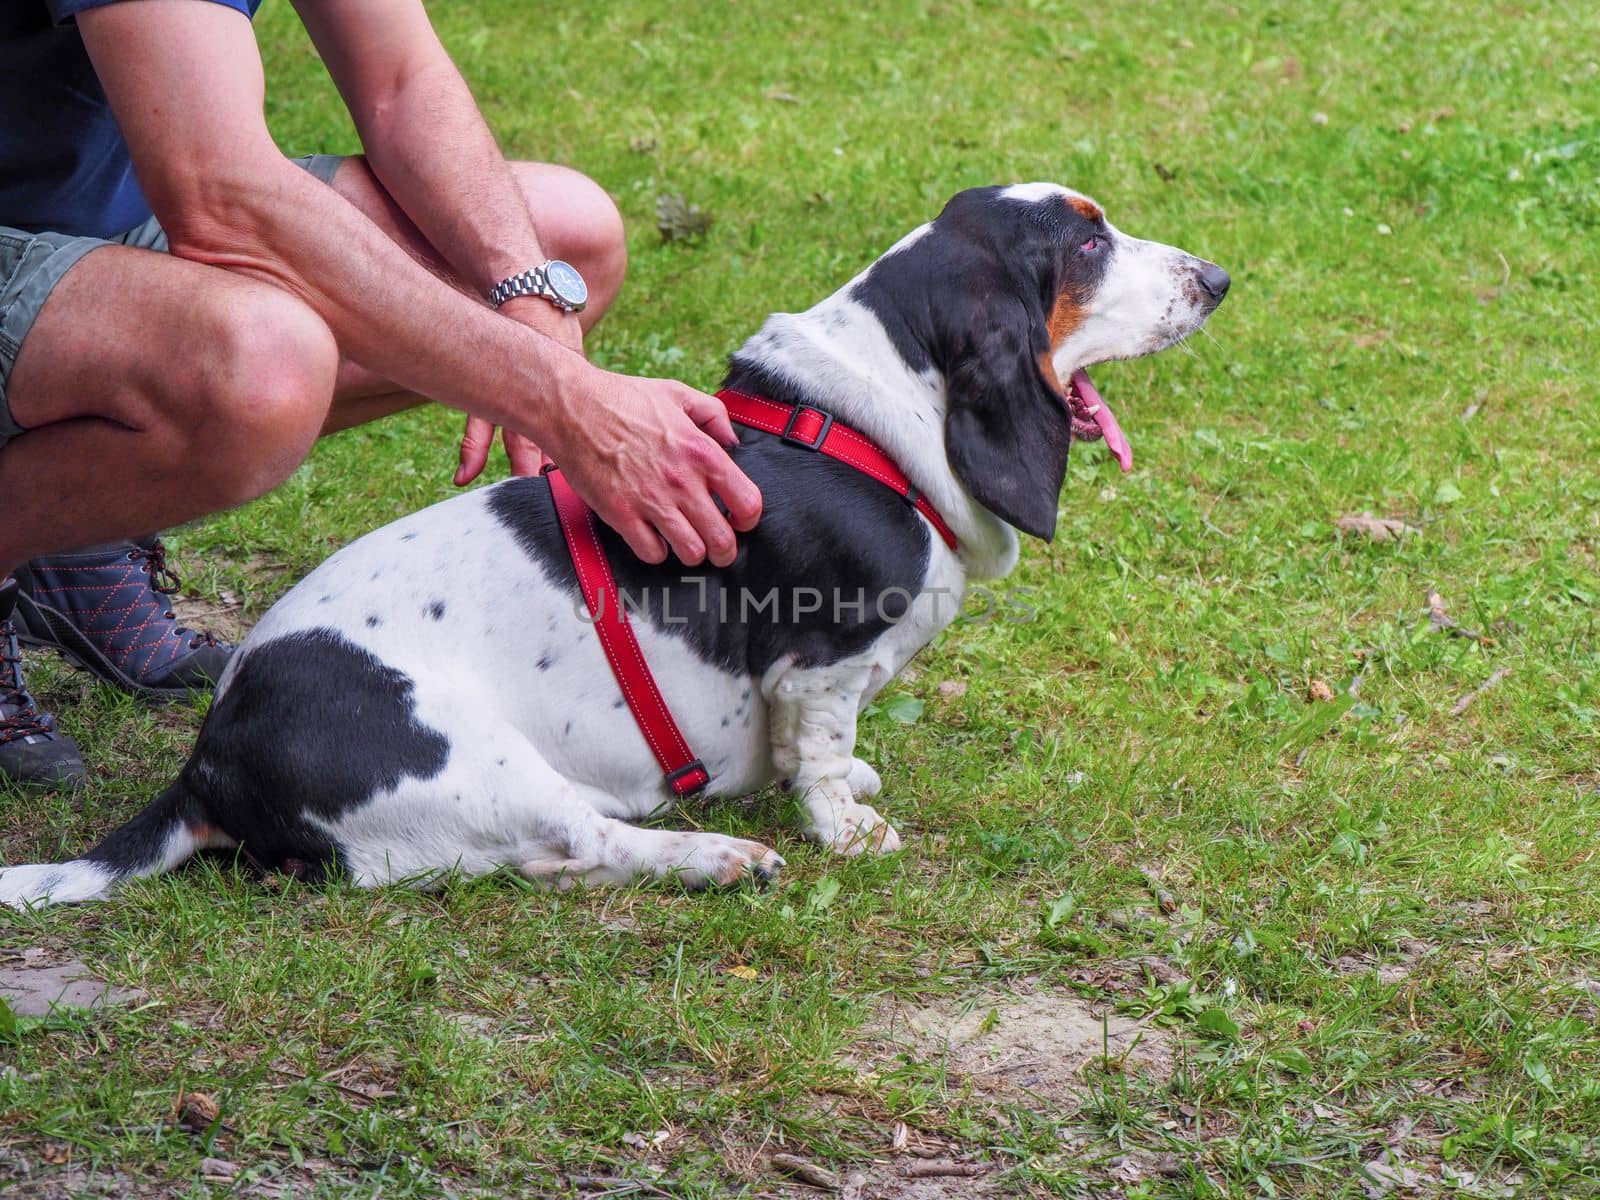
[77, 0, 758, 566]
[291, 0, 570, 483]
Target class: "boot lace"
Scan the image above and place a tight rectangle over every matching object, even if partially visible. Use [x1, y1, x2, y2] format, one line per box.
[131, 540, 220, 651]
[0, 621, 51, 743]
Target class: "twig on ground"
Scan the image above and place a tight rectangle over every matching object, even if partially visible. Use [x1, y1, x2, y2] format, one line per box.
[1451, 667, 1511, 717]
[568, 1175, 678, 1198]
[269, 1066, 390, 1107]
[770, 1153, 840, 1191]
[1425, 588, 1489, 644]
[898, 1162, 989, 1179]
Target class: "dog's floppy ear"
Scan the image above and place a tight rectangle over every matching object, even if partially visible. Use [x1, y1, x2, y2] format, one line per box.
[941, 293, 1072, 541]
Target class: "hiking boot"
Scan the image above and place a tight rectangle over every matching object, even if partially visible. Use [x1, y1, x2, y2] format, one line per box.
[12, 537, 235, 701]
[0, 577, 87, 792]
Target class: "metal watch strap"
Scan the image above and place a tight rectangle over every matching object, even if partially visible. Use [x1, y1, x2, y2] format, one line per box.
[488, 266, 549, 310]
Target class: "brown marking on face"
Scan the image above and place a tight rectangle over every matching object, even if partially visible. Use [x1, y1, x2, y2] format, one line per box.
[1037, 350, 1066, 396]
[1047, 290, 1087, 349]
[1067, 195, 1104, 221]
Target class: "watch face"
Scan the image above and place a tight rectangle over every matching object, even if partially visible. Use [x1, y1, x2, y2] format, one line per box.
[545, 260, 588, 307]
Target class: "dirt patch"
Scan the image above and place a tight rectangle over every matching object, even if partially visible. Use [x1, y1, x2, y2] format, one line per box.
[0, 949, 145, 1018]
[770, 1160, 1012, 1200]
[893, 987, 1173, 1103]
[1334, 939, 1437, 986]
[171, 591, 250, 649]
[0, 1154, 148, 1200]
[779, 988, 1178, 1198]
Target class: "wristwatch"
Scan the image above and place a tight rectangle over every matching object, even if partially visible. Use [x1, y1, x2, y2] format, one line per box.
[488, 260, 589, 314]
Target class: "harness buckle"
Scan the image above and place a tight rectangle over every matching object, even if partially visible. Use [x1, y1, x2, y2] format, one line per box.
[780, 405, 834, 451]
[666, 759, 710, 796]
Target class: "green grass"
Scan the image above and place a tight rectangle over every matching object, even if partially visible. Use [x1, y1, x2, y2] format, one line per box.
[5, 0, 1600, 1195]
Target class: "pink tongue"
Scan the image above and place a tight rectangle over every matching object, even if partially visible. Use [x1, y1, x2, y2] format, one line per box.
[1071, 369, 1132, 474]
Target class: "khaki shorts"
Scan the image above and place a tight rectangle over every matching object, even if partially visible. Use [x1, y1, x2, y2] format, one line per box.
[0, 154, 343, 450]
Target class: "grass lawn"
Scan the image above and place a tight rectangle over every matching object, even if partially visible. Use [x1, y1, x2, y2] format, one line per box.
[4, 0, 1600, 1195]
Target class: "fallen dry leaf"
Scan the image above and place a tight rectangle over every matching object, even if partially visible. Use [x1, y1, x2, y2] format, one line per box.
[176, 1091, 220, 1132]
[1336, 512, 1419, 542]
[621, 1129, 670, 1152]
[726, 964, 759, 981]
[1308, 679, 1335, 702]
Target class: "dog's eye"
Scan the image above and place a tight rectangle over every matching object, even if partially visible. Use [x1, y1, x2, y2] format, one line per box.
[1081, 236, 1101, 252]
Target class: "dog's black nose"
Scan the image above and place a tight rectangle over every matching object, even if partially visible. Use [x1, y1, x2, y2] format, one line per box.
[1198, 263, 1231, 299]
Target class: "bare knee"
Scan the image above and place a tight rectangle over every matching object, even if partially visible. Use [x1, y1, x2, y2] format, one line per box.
[185, 288, 338, 506]
[512, 164, 628, 321]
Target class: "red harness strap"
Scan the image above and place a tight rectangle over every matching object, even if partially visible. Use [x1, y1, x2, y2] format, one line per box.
[547, 393, 958, 799]
[547, 468, 710, 797]
[716, 389, 959, 550]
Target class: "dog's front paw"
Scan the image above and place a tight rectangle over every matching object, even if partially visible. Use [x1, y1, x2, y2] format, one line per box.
[676, 834, 786, 890]
[810, 802, 901, 857]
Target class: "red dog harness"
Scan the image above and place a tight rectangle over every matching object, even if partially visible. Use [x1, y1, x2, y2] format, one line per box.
[548, 391, 957, 798]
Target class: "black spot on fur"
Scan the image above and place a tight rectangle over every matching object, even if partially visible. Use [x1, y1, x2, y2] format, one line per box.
[170, 630, 450, 879]
[537, 653, 554, 671]
[563, 720, 574, 737]
[366, 615, 382, 629]
[400, 532, 418, 543]
[426, 601, 446, 621]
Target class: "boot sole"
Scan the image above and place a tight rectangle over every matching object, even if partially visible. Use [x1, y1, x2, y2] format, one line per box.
[0, 761, 89, 794]
[11, 592, 213, 704]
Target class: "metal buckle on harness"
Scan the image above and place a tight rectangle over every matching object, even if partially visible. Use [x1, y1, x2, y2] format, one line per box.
[666, 759, 710, 795]
[780, 405, 834, 450]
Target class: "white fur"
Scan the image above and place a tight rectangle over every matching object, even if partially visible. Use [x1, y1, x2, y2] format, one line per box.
[1052, 227, 1215, 370]
[0, 861, 117, 907]
[734, 266, 1019, 580]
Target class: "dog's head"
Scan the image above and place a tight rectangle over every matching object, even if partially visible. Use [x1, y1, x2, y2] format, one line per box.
[856, 183, 1228, 540]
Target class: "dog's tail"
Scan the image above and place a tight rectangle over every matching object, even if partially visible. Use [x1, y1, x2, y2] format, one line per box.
[0, 780, 230, 908]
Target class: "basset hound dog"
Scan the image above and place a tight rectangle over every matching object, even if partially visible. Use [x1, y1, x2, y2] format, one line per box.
[1, 183, 1227, 906]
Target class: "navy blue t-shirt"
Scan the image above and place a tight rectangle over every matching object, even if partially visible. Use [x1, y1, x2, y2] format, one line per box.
[0, 0, 261, 238]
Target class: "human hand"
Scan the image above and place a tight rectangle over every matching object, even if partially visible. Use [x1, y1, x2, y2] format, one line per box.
[543, 369, 762, 568]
